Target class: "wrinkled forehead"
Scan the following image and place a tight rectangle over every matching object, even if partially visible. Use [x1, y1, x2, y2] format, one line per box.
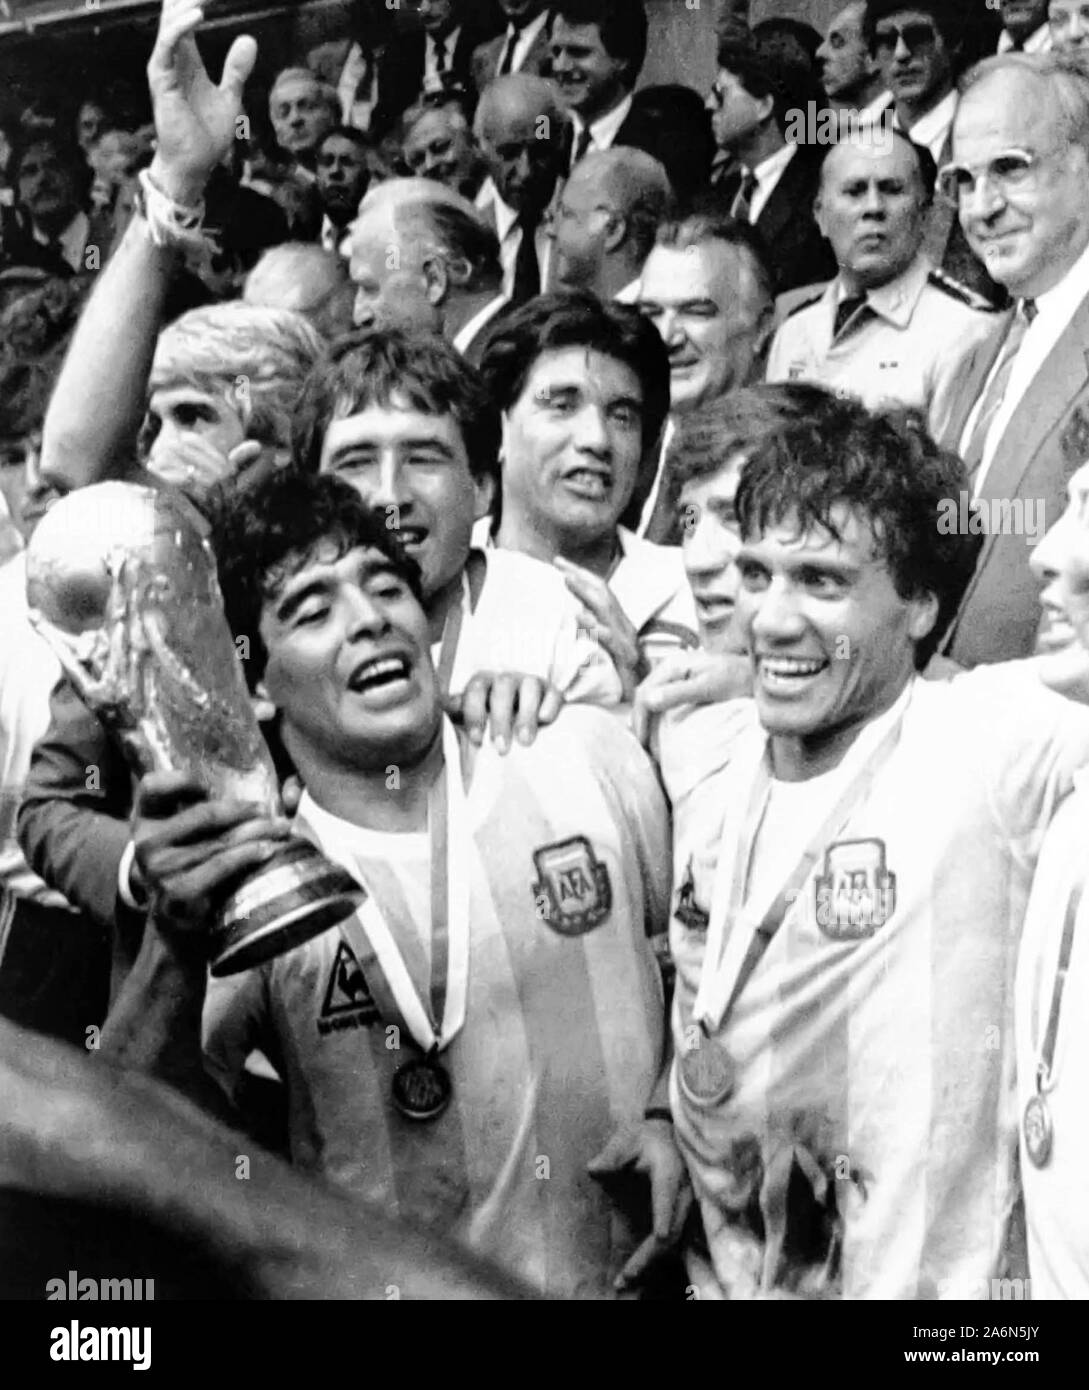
[270, 75, 320, 106]
[953, 68, 1060, 154]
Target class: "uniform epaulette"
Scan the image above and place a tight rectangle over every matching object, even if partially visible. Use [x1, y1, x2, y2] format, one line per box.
[927, 269, 1001, 313]
[779, 283, 828, 321]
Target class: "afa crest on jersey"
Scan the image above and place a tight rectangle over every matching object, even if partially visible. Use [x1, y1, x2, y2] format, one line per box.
[813, 838, 897, 941]
[533, 835, 612, 936]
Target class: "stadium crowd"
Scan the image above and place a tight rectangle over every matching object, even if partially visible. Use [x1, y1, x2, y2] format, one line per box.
[5, 0, 1089, 1300]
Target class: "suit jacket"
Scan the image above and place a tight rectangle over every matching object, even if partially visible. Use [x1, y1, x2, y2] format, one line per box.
[470, 18, 552, 91]
[16, 676, 135, 936]
[614, 89, 714, 206]
[936, 292, 1089, 665]
[719, 148, 836, 296]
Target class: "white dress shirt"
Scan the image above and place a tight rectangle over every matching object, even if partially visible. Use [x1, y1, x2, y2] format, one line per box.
[748, 142, 796, 225]
[961, 236, 1089, 493]
[495, 10, 550, 76]
[998, 23, 1052, 54]
[475, 178, 553, 297]
[426, 27, 462, 83]
[452, 291, 510, 356]
[32, 209, 89, 273]
[895, 88, 958, 164]
[570, 92, 633, 164]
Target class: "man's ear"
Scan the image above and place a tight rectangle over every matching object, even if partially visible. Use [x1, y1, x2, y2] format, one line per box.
[755, 92, 775, 129]
[908, 590, 941, 649]
[471, 467, 496, 523]
[421, 253, 449, 306]
[813, 190, 828, 241]
[603, 212, 627, 254]
[252, 678, 277, 724]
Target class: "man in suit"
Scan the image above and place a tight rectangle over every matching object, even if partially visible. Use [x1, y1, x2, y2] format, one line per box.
[472, 0, 553, 90]
[935, 48, 1089, 665]
[706, 32, 836, 295]
[2, 136, 90, 277]
[997, 0, 1051, 52]
[348, 179, 508, 363]
[548, 147, 672, 301]
[307, 4, 424, 139]
[817, 2, 888, 114]
[474, 74, 569, 302]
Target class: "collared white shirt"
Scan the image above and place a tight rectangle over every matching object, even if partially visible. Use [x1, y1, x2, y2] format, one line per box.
[748, 142, 796, 225]
[998, 23, 1051, 53]
[636, 416, 676, 537]
[894, 88, 957, 164]
[962, 235, 1089, 493]
[613, 278, 641, 304]
[452, 291, 510, 356]
[496, 9, 550, 76]
[475, 178, 553, 298]
[32, 209, 89, 273]
[321, 214, 346, 254]
[425, 27, 462, 83]
[337, 41, 377, 130]
[570, 92, 633, 164]
[858, 89, 894, 125]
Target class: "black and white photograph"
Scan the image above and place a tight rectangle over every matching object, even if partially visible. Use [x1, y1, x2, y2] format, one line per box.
[0, 0, 1081, 1347]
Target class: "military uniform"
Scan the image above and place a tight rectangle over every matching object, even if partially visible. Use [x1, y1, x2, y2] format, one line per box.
[766, 254, 998, 436]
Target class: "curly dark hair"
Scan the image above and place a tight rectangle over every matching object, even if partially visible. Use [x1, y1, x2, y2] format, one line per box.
[732, 386, 981, 668]
[210, 470, 423, 691]
[292, 328, 501, 486]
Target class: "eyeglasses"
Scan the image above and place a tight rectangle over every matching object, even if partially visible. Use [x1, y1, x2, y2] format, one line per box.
[872, 21, 939, 55]
[936, 149, 1050, 209]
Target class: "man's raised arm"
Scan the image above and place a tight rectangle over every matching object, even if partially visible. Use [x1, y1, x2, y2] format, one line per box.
[41, 0, 257, 493]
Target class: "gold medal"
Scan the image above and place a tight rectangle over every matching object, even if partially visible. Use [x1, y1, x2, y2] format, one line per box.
[1023, 1093, 1053, 1168]
[679, 1033, 736, 1107]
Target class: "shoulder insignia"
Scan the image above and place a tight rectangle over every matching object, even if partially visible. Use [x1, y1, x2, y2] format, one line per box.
[926, 269, 1000, 313]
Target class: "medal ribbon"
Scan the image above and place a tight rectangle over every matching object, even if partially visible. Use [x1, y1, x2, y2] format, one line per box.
[1033, 879, 1084, 1093]
[693, 689, 911, 1034]
[343, 716, 472, 1055]
[434, 571, 469, 697]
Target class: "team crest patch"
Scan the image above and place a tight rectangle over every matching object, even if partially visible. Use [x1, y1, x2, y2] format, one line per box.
[533, 836, 612, 936]
[674, 857, 709, 934]
[813, 838, 896, 941]
[318, 939, 380, 1035]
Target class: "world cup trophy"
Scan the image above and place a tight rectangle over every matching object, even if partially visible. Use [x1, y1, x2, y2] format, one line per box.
[25, 481, 363, 977]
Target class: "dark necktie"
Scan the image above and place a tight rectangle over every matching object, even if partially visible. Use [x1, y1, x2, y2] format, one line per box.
[571, 124, 592, 170]
[962, 298, 1038, 480]
[730, 169, 757, 223]
[497, 27, 518, 76]
[833, 293, 870, 340]
[435, 37, 449, 73]
[511, 215, 541, 303]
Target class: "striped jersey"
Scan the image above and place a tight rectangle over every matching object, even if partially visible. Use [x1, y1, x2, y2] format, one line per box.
[1015, 774, 1089, 1298]
[660, 666, 1089, 1300]
[203, 707, 670, 1298]
[443, 547, 622, 705]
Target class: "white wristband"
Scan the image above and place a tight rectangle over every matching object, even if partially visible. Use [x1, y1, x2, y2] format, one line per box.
[136, 167, 209, 253]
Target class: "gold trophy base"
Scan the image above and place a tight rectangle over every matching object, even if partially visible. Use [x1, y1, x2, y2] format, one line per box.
[211, 838, 364, 978]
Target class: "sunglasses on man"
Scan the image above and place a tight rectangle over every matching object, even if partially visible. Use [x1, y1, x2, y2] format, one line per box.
[872, 21, 940, 56]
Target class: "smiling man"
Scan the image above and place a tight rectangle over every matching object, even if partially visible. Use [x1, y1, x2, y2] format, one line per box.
[658, 383, 1089, 1299]
[97, 467, 677, 1300]
[935, 48, 1089, 665]
[480, 293, 697, 694]
[550, 0, 647, 167]
[636, 211, 774, 541]
[766, 127, 996, 435]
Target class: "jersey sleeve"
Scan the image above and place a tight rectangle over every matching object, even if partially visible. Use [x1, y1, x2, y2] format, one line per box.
[201, 964, 272, 1107]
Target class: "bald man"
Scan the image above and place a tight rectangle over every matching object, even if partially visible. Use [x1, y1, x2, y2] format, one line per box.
[766, 128, 996, 437]
[549, 146, 672, 302]
[348, 177, 508, 359]
[475, 74, 571, 303]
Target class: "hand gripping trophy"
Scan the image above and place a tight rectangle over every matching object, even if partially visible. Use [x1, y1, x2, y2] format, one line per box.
[25, 481, 363, 976]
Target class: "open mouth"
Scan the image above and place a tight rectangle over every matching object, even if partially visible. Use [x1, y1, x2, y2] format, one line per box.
[347, 653, 413, 696]
[563, 468, 611, 501]
[756, 654, 830, 691]
[394, 526, 427, 552]
[692, 592, 735, 626]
